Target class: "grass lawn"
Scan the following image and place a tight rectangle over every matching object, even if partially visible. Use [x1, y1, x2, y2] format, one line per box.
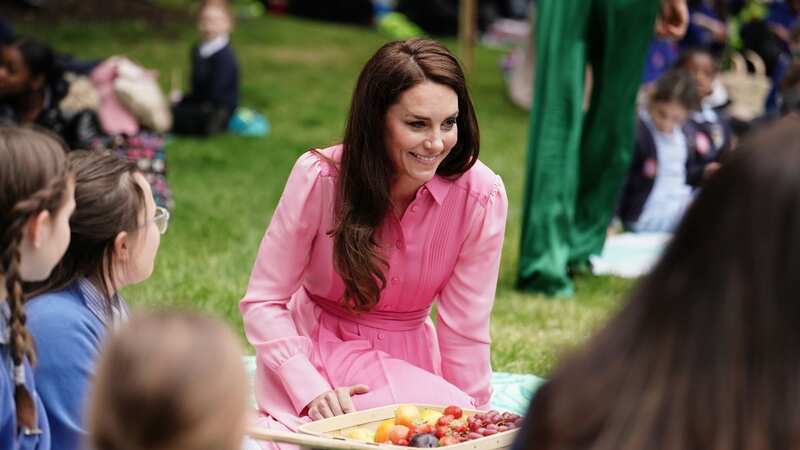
[17, 13, 634, 377]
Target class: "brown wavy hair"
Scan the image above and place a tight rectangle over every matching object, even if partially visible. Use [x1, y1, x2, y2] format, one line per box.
[331, 38, 479, 312]
[518, 115, 800, 450]
[0, 126, 69, 431]
[26, 150, 145, 320]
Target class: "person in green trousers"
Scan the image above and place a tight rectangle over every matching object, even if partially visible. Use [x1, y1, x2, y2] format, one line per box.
[516, 0, 689, 296]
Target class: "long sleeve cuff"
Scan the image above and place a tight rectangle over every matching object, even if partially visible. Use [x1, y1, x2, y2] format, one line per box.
[275, 354, 332, 414]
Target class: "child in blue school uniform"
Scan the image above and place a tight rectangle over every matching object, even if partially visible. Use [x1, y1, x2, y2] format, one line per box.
[171, 0, 240, 135]
[619, 69, 719, 233]
[25, 150, 167, 450]
[676, 48, 734, 158]
[0, 126, 76, 450]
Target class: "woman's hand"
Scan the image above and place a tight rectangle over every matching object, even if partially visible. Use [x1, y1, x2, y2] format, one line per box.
[655, 0, 689, 41]
[306, 384, 370, 420]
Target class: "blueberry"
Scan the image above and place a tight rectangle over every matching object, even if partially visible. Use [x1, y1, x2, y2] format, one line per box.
[409, 433, 439, 447]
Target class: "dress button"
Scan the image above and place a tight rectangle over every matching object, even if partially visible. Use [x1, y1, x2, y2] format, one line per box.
[378, 332, 385, 340]
[411, 205, 418, 213]
[395, 240, 403, 249]
[391, 277, 400, 285]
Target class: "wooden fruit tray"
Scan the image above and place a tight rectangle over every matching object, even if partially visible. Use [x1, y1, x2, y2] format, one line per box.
[248, 404, 519, 450]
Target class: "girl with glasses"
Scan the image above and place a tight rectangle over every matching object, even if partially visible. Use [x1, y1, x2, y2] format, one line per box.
[25, 150, 167, 450]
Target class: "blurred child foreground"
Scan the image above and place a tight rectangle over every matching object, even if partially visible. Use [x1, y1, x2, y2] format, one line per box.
[513, 114, 800, 450]
[88, 312, 249, 450]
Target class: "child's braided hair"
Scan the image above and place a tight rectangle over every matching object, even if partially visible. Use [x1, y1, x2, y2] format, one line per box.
[0, 126, 69, 432]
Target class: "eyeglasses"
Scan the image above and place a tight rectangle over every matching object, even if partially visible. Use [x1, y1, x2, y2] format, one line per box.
[148, 206, 170, 235]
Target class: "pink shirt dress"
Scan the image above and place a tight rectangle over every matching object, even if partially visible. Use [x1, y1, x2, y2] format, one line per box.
[241, 145, 508, 443]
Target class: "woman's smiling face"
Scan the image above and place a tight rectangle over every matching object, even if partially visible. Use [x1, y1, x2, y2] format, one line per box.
[384, 80, 459, 193]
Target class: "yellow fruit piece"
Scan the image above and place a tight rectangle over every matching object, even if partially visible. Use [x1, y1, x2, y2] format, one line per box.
[394, 405, 421, 427]
[344, 427, 375, 442]
[420, 409, 443, 425]
[374, 418, 395, 443]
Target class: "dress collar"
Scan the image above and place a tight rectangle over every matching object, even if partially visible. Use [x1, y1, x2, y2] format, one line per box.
[422, 175, 451, 205]
[77, 278, 129, 327]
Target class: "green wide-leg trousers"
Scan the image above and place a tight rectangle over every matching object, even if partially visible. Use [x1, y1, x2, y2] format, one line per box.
[517, 0, 660, 295]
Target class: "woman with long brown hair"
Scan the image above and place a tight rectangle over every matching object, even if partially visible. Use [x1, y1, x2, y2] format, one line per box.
[0, 126, 74, 450]
[512, 115, 800, 450]
[241, 38, 508, 442]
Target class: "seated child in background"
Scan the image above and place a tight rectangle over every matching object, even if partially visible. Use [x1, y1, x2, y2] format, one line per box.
[676, 48, 734, 157]
[171, 0, 240, 135]
[0, 38, 104, 149]
[618, 69, 717, 233]
[87, 312, 249, 450]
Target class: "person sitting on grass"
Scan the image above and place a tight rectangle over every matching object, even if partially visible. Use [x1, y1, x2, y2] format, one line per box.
[675, 48, 734, 157]
[618, 69, 717, 233]
[25, 150, 168, 450]
[240, 38, 508, 449]
[512, 114, 800, 450]
[1, 126, 75, 450]
[0, 38, 103, 149]
[171, 0, 240, 136]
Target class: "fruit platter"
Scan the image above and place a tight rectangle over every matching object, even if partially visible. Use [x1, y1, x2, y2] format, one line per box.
[295, 404, 523, 450]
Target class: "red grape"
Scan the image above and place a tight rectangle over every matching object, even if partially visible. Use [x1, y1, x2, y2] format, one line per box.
[450, 420, 467, 433]
[443, 406, 463, 419]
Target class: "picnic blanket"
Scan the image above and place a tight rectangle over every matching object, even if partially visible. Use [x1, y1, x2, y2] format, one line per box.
[590, 232, 670, 278]
[242, 356, 543, 415]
